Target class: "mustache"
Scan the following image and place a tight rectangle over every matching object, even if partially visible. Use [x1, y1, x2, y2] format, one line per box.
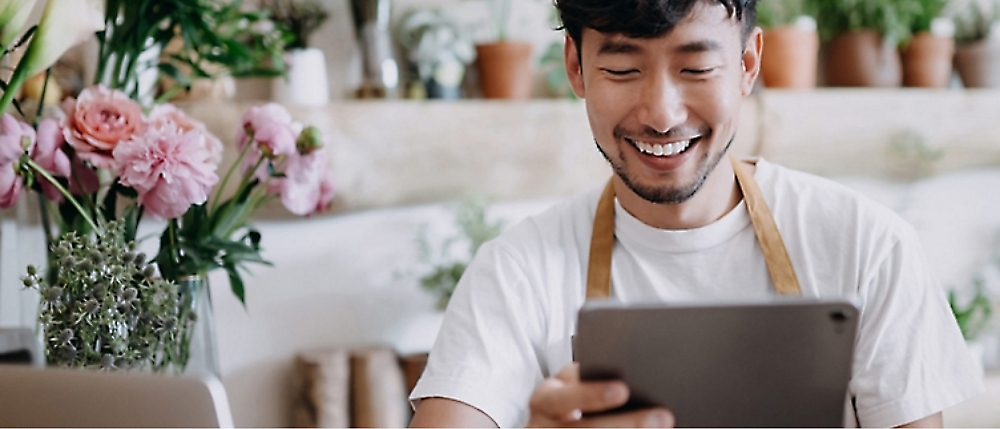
[613, 125, 708, 141]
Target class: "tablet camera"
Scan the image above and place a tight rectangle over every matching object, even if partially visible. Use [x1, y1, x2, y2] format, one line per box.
[830, 311, 849, 333]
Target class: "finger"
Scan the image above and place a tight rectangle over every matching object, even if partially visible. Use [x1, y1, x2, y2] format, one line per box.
[570, 407, 675, 428]
[530, 377, 630, 418]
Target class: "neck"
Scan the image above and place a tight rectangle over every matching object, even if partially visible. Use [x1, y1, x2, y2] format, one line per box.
[614, 157, 745, 230]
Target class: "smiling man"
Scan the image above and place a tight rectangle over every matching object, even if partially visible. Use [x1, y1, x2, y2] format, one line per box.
[408, 0, 984, 427]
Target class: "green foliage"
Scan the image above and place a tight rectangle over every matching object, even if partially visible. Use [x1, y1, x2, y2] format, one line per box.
[417, 199, 505, 310]
[949, 280, 993, 341]
[259, 0, 330, 51]
[757, 0, 816, 28]
[813, 0, 923, 44]
[98, 0, 291, 102]
[909, 0, 948, 33]
[22, 222, 192, 372]
[539, 41, 577, 99]
[951, 0, 1000, 44]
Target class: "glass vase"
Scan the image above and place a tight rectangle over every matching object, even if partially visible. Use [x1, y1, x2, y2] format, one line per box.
[178, 275, 221, 377]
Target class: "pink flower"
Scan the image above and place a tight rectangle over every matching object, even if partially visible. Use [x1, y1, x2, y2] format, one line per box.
[236, 103, 297, 158]
[113, 123, 219, 219]
[32, 118, 71, 201]
[148, 104, 223, 165]
[274, 148, 336, 216]
[62, 85, 146, 169]
[0, 113, 35, 208]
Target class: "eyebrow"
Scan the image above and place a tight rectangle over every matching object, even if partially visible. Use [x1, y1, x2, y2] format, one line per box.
[595, 38, 724, 56]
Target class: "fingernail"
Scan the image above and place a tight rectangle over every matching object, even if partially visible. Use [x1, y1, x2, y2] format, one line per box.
[645, 410, 673, 428]
[569, 409, 582, 420]
[604, 384, 627, 403]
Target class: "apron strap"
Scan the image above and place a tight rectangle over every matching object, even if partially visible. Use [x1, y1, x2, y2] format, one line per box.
[585, 155, 801, 299]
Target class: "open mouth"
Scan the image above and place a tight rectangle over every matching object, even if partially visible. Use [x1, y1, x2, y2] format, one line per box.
[625, 136, 701, 157]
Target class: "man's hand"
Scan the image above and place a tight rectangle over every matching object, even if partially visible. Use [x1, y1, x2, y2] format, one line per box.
[526, 364, 674, 428]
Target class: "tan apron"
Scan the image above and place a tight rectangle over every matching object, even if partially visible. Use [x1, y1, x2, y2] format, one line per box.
[585, 155, 802, 298]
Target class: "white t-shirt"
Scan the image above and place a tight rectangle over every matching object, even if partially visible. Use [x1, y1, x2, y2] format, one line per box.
[410, 159, 984, 427]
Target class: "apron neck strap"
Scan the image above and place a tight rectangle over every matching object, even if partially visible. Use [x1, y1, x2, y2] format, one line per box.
[585, 155, 801, 299]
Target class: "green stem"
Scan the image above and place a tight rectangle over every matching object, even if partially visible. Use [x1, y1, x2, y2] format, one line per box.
[34, 69, 50, 126]
[25, 158, 99, 232]
[211, 140, 254, 213]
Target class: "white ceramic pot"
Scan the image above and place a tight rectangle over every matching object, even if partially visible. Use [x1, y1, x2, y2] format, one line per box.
[272, 48, 330, 106]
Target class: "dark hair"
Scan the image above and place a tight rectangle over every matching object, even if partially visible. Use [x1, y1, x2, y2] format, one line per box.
[555, 0, 758, 49]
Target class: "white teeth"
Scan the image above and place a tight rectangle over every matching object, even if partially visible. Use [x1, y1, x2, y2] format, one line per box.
[633, 139, 692, 157]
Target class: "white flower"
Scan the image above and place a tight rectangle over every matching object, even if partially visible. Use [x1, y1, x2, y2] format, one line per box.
[0, 0, 38, 47]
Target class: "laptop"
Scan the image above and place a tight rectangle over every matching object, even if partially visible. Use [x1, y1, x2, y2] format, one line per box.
[575, 298, 859, 428]
[0, 364, 234, 428]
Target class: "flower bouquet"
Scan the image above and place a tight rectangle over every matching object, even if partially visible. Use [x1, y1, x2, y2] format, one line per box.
[0, 0, 335, 372]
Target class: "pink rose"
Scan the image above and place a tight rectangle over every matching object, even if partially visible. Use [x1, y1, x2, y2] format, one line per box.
[62, 85, 147, 169]
[148, 104, 223, 165]
[113, 123, 219, 219]
[236, 103, 297, 158]
[0, 113, 35, 208]
[274, 148, 336, 216]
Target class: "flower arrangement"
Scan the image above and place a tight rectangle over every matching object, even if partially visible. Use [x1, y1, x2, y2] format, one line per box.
[260, 0, 330, 51]
[0, 0, 335, 371]
[415, 199, 503, 310]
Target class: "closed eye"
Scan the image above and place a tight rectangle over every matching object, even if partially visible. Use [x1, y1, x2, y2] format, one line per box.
[682, 67, 717, 75]
[601, 68, 638, 76]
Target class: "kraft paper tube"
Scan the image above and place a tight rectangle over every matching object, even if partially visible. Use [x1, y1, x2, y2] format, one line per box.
[295, 349, 351, 428]
[351, 347, 409, 428]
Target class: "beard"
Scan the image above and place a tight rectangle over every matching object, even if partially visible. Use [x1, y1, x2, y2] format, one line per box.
[595, 131, 734, 205]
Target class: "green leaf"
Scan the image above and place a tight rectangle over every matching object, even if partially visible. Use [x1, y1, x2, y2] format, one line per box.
[224, 262, 246, 307]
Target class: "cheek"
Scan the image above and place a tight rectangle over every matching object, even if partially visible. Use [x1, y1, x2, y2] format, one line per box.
[584, 78, 637, 138]
[686, 76, 742, 134]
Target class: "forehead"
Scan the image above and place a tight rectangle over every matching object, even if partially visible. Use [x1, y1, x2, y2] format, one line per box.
[580, 2, 742, 55]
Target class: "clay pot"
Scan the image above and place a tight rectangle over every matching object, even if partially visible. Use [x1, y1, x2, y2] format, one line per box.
[825, 30, 902, 87]
[954, 38, 1000, 88]
[901, 32, 955, 88]
[475, 41, 533, 99]
[761, 25, 819, 88]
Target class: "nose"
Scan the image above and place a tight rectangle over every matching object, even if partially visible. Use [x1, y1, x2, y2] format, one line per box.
[636, 74, 687, 135]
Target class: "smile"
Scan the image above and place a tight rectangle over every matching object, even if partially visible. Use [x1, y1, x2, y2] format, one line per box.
[626, 137, 699, 157]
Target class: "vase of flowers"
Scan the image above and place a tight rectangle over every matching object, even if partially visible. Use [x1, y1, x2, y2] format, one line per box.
[0, 0, 336, 375]
[265, 0, 332, 106]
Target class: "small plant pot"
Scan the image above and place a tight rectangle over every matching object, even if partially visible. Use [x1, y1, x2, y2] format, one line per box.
[954, 38, 1000, 88]
[901, 32, 955, 88]
[825, 30, 902, 87]
[475, 41, 533, 99]
[761, 25, 819, 89]
[272, 47, 330, 106]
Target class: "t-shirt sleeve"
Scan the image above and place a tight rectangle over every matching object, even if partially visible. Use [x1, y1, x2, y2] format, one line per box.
[409, 240, 547, 428]
[850, 225, 985, 427]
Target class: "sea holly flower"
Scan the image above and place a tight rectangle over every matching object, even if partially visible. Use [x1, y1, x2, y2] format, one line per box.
[0, 0, 38, 47]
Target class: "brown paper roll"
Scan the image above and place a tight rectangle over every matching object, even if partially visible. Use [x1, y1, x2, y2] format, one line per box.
[350, 347, 409, 428]
[295, 349, 351, 428]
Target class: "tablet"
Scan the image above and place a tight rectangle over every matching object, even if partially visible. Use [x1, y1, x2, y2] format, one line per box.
[575, 298, 859, 428]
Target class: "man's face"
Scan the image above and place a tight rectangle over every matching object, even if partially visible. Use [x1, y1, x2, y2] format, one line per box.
[565, 2, 761, 204]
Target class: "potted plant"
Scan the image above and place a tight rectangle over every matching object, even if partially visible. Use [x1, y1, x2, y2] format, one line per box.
[263, 0, 331, 106]
[468, 0, 534, 99]
[900, 0, 954, 88]
[815, 0, 920, 87]
[951, 0, 1000, 88]
[396, 9, 476, 99]
[757, 0, 819, 89]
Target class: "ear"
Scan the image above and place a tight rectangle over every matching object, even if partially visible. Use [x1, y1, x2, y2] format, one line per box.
[740, 27, 763, 96]
[564, 35, 586, 99]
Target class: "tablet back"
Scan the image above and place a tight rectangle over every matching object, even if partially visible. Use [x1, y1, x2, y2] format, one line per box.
[576, 299, 859, 428]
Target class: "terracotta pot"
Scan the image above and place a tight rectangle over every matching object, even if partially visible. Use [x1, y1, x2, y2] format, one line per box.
[954, 38, 1000, 88]
[475, 41, 533, 99]
[761, 26, 819, 89]
[901, 32, 955, 88]
[825, 30, 902, 87]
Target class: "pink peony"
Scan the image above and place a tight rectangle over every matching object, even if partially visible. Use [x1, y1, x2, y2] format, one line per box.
[0, 113, 35, 208]
[62, 85, 146, 169]
[236, 103, 297, 158]
[274, 148, 336, 216]
[148, 104, 223, 165]
[32, 119, 72, 201]
[113, 123, 219, 219]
